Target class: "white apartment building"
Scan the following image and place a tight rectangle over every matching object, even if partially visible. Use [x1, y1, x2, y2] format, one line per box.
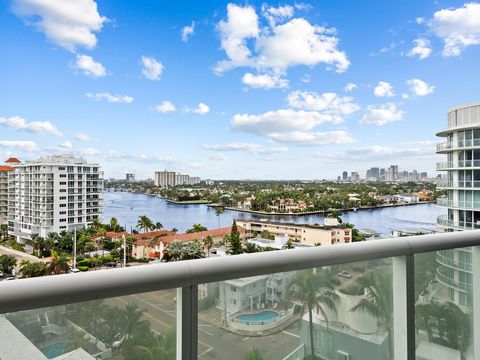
[189, 176, 201, 185]
[436, 102, 480, 308]
[175, 174, 190, 186]
[8, 155, 103, 243]
[1, 159, 19, 225]
[154, 170, 176, 188]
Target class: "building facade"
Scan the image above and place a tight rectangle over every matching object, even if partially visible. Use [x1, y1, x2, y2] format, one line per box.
[236, 219, 351, 246]
[436, 102, 480, 307]
[8, 155, 103, 243]
[154, 170, 176, 188]
[0, 158, 19, 225]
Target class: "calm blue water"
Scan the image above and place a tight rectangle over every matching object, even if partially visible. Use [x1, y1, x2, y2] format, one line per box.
[102, 191, 446, 237]
[236, 310, 279, 323]
[41, 343, 68, 358]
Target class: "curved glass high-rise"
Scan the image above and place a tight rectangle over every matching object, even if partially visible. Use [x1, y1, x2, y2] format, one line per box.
[436, 102, 480, 308]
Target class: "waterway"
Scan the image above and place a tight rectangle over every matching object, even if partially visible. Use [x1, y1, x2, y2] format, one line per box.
[103, 191, 446, 238]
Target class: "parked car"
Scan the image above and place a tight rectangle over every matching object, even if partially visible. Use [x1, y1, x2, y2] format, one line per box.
[69, 268, 80, 273]
[337, 271, 352, 279]
[0, 271, 4, 278]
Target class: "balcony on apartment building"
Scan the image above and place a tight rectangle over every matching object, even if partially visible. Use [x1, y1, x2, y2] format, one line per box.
[1, 231, 480, 360]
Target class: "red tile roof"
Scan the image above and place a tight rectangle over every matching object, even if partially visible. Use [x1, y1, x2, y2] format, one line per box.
[105, 231, 129, 238]
[131, 230, 174, 240]
[5, 157, 20, 164]
[158, 226, 245, 245]
[0, 166, 13, 172]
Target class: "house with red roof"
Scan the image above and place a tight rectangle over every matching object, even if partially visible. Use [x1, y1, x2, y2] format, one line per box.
[131, 226, 246, 260]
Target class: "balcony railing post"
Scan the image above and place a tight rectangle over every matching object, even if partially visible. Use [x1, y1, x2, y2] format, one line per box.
[473, 246, 480, 359]
[393, 255, 415, 360]
[176, 285, 198, 360]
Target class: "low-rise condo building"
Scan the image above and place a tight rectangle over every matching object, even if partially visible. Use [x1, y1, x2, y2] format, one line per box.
[236, 219, 351, 246]
[8, 155, 103, 243]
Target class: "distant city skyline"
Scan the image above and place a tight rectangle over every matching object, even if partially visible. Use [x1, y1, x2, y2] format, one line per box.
[2, 1, 480, 179]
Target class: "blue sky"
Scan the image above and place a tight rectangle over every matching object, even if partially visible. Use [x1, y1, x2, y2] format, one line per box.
[1, 0, 480, 180]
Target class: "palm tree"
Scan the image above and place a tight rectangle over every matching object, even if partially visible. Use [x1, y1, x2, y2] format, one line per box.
[243, 348, 264, 360]
[155, 222, 163, 230]
[19, 260, 47, 278]
[137, 215, 154, 233]
[186, 223, 208, 233]
[109, 217, 120, 232]
[32, 234, 46, 257]
[203, 236, 213, 257]
[90, 218, 103, 231]
[122, 303, 148, 341]
[0, 224, 8, 241]
[288, 269, 339, 360]
[46, 251, 71, 275]
[171, 228, 178, 234]
[243, 242, 259, 253]
[88, 300, 109, 344]
[215, 207, 224, 228]
[328, 210, 343, 223]
[282, 239, 295, 249]
[350, 271, 393, 357]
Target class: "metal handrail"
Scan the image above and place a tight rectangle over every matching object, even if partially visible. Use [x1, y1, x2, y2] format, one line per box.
[1, 231, 480, 314]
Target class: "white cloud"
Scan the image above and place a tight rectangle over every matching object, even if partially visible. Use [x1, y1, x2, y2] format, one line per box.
[360, 103, 404, 126]
[344, 82, 357, 92]
[208, 153, 229, 161]
[312, 141, 435, 161]
[267, 130, 355, 146]
[287, 91, 360, 122]
[373, 81, 395, 97]
[80, 147, 98, 155]
[75, 132, 94, 142]
[0, 116, 62, 137]
[215, 4, 349, 78]
[256, 18, 350, 73]
[12, 0, 107, 51]
[215, 4, 259, 73]
[416, 17, 425, 25]
[86, 92, 133, 103]
[261, 4, 294, 26]
[60, 140, 73, 149]
[0, 140, 38, 151]
[230, 108, 355, 146]
[202, 142, 288, 154]
[155, 101, 176, 113]
[430, 3, 480, 56]
[73, 54, 106, 78]
[406, 79, 435, 96]
[141, 56, 164, 80]
[369, 43, 396, 56]
[242, 72, 288, 89]
[407, 38, 432, 60]
[181, 21, 195, 42]
[186, 103, 210, 115]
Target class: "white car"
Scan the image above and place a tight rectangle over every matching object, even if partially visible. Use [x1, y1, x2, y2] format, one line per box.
[69, 268, 80, 273]
[0, 271, 4, 278]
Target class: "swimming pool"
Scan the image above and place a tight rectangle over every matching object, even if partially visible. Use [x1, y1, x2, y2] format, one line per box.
[235, 310, 279, 324]
[41, 343, 69, 358]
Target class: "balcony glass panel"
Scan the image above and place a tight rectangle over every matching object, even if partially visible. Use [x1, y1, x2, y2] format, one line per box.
[199, 259, 394, 360]
[1, 289, 176, 360]
[415, 250, 473, 359]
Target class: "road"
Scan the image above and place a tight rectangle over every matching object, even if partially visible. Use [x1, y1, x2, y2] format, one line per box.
[108, 290, 302, 360]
